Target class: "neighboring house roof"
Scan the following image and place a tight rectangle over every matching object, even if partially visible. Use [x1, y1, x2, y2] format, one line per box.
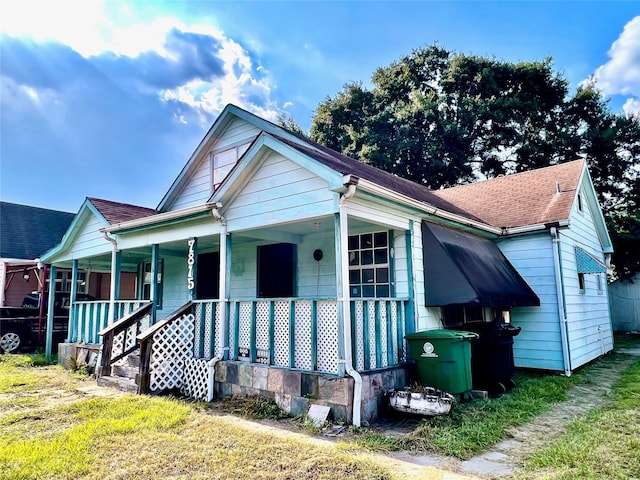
[0, 202, 75, 260]
[87, 198, 158, 225]
[432, 159, 585, 229]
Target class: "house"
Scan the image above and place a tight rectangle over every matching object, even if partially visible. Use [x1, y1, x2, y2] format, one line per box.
[434, 162, 614, 374]
[0, 202, 75, 307]
[39, 104, 614, 424]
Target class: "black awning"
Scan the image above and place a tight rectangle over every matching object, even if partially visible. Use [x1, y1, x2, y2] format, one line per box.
[421, 222, 540, 308]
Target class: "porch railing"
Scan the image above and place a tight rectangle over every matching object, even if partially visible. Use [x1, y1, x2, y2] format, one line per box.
[78, 297, 410, 377]
[69, 300, 149, 344]
[96, 303, 153, 378]
[191, 297, 409, 375]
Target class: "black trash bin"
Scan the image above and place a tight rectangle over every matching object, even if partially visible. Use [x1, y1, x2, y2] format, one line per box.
[460, 322, 521, 395]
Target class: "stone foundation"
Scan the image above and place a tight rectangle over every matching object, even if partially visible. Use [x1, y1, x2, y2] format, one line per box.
[214, 361, 409, 424]
[58, 342, 100, 371]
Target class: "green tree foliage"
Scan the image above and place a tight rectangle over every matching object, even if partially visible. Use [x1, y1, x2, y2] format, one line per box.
[309, 45, 640, 278]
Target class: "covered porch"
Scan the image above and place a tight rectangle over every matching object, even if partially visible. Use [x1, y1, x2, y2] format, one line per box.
[51, 208, 418, 424]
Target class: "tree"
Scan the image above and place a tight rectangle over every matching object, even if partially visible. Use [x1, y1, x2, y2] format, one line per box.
[309, 45, 640, 278]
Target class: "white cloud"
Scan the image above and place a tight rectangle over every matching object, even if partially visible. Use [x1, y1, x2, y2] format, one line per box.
[2, 3, 285, 126]
[623, 97, 640, 115]
[592, 16, 640, 112]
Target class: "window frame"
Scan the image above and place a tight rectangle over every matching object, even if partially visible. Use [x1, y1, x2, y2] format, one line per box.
[140, 260, 164, 308]
[211, 142, 252, 191]
[347, 230, 392, 298]
[257, 243, 296, 298]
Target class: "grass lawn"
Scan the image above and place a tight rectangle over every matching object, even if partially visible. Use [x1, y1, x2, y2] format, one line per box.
[0, 354, 414, 480]
[1, 334, 638, 480]
[514, 338, 640, 480]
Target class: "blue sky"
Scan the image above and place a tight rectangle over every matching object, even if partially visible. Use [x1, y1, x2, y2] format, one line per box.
[1, 1, 639, 213]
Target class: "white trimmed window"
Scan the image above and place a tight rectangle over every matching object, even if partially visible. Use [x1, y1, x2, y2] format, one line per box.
[54, 270, 86, 293]
[212, 142, 251, 191]
[348, 231, 390, 298]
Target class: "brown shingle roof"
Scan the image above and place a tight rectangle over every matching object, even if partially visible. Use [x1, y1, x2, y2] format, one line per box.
[273, 134, 484, 222]
[88, 198, 158, 225]
[432, 159, 585, 229]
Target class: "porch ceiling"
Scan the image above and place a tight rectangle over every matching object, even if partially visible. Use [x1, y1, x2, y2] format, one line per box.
[232, 215, 395, 244]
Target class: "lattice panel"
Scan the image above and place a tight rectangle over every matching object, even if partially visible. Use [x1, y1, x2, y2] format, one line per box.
[149, 313, 195, 392]
[273, 301, 290, 367]
[202, 302, 214, 359]
[316, 301, 339, 373]
[368, 302, 377, 369]
[180, 357, 211, 401]
[391, 302, 399, 364]
[193, 306, 203, 358]
[228, 304, 236, 359]
[354, 301, 365, 371]
[294, 301, 312, 370]
[111, 323, 139, 360]
[238, 302, 251, 359]
[379, 301, 388, 368]
[256, 302, 270, 364]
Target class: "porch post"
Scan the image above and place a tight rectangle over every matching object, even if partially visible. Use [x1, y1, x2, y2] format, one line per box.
[405, 221, 416, 333]
[45, 265, 57, 361]
[219, 229, 231, 360]
[334, 212, 349, 377]
[69, 260, 78, 342]
[107, 247, 121, 328]
[150, 244, 160, 324]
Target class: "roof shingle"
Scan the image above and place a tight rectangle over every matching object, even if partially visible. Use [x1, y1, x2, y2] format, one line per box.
[87, 198, 158, 225]
[432, 159, 585, 229]
[0, 202, 75, 259]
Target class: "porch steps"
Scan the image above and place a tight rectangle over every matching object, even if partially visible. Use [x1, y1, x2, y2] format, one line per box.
[97, 354, 140, 394]
[97, 375, 138, 394]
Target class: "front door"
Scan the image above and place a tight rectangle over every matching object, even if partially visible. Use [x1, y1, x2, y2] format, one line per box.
[197, 252, 220, 299]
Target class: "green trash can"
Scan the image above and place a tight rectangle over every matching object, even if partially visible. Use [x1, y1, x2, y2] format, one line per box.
[405, 329, 479, 400]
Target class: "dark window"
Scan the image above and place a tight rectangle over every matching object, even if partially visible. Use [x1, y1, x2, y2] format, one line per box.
[442, 305, 465, 328]
[577, 192, 584, 213]
[578, 272, 586, 293]
[442, 305, 485, 328]
[197, 252, 220, 299]
[257, 243, 296, 298]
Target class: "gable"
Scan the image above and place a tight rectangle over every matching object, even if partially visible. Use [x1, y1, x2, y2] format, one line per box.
[158, 105, 310, 213]
[40, 200, 112, 263]
[569, 168, 613, 253]
[163, 117, 261, 212]
[216, 137, 343, 232]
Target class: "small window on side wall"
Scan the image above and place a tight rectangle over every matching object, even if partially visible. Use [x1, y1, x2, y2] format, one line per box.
[578, 272, 586, 293]
[577, 192, 584, 213]
[597, 273, 603, 295]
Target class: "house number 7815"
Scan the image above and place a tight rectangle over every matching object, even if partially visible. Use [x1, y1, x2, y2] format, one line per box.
[187, 238, 196, 290]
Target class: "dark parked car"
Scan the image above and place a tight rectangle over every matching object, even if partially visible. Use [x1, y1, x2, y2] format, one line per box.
[0, 292, 96, 353]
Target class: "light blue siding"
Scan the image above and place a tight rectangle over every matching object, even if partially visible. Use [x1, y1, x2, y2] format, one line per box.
[55, 213, 112, 262]
[156, 254, 190, 317]
[224, 152, 336, 231]
[560, 185, 614, 369]
[498, 234, 564, 371]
